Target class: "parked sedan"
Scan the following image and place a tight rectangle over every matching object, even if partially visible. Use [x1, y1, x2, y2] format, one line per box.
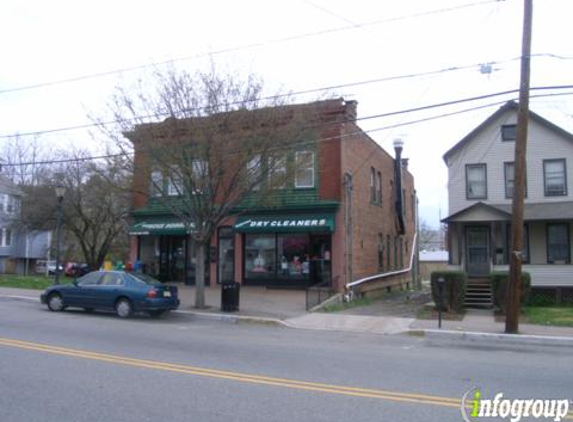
[40, 271, 180, 318]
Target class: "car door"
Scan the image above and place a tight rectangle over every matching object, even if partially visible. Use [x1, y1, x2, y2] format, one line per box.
[94, 273, 124, 310]
[64, 272, 103, 308]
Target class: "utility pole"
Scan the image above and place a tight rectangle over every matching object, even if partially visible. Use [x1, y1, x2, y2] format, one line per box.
[506, 0, 533, 334]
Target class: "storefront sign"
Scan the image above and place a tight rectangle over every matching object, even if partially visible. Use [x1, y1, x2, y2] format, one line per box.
[234, 214, 334, 233]
[129, 221, 194, 236]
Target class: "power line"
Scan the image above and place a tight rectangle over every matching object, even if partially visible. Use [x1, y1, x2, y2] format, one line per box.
[0, 0, 500, 95]
[2, 89, 573, 170]
[1, 83, 570, 141]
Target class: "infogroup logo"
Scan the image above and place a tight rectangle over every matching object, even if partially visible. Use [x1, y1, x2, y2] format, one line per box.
[461, 387, 571, 422]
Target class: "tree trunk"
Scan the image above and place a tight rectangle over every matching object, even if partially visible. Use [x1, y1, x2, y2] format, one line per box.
[194, 240, 206, 308]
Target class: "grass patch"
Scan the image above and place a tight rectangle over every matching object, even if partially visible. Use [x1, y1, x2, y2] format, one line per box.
[0, 275, 66, 290]
[320, 297, 374, 313]
[523, 306, 573, 327]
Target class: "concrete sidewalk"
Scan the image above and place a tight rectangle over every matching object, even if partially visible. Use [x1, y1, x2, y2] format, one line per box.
[2, 286, 573, 347]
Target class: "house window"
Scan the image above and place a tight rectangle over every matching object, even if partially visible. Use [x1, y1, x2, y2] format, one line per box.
[167, 166, 183, 196]
[506, 224, 530, 264]
[295, 151, 314, 188]
[0, 228, 11, 247]
[547, 223, 570, 263]
[150, 170, 163, 197]
[191, 160, 209, 194]
[376, 171, 382, 204]
[544, 159, 567, 196]
[0, 195, 4, 212]
[247, 155, 262, 191]
[378, 233, 384, 270]
[466, 164, 487, 199]
[370, 167, 376, 203]
[269, 155, 286, 189]
[501, 124, 517, 141]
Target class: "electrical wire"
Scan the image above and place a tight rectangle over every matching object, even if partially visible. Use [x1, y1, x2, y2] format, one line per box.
[0, 0, 501, 95]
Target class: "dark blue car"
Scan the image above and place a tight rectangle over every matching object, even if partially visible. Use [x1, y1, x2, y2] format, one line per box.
[40, 271, 180, 318]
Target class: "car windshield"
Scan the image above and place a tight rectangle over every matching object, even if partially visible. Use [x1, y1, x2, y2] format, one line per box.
[127, 272, 161, 286]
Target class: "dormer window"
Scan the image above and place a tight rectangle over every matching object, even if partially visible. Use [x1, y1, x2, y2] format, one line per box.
[501, 124, 517, 141]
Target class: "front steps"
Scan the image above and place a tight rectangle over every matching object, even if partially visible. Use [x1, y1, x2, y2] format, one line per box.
[465, 278, 493, 309]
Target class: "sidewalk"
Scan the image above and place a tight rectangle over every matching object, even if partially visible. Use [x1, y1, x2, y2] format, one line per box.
[2, 286, 573, 347]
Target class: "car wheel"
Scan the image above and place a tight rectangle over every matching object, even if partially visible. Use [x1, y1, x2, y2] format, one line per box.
[115, 298, 133, 318]
[148, 310, 166, 318]
[47, 293, 65, 312]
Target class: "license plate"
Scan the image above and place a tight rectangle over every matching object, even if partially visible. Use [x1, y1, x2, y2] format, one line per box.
[164, 291, 172, 298]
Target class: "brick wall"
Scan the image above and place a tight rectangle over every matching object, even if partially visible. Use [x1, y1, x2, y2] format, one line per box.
[340, 120, 416, 287]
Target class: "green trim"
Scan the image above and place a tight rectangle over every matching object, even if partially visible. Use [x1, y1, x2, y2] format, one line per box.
[129, 220, 194, 236]
[234, 213, 335, 233]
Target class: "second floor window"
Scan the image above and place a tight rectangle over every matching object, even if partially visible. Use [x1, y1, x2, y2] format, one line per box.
[370, 167, 376, 203]
[0, 228, 11, 247]
[167, 166, 183, 196]
[466, 164, 487, 199]
[150, 171, 163, 197]
[295, 151, 314, 188]
[247, 155, 262, 191]
[269, 155, 286, 189]
[544, 159, 567, 196]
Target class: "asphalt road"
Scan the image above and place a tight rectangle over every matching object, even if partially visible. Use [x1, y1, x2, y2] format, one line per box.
[0, 296, 571, 422]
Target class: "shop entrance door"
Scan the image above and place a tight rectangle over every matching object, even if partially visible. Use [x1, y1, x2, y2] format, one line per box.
[309, 235, 332, 286]
[217, 227, 235, 284]
[159, 236, 186, 282]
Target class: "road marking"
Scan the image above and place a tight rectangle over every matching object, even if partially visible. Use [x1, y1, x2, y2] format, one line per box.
[0, 336, 571, 419]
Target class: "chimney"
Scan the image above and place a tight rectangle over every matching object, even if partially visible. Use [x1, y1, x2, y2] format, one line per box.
[344, 100, 357, 123]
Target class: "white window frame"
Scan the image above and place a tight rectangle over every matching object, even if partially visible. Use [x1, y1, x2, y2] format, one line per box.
[295, 151, 315, 189]
[0, 228, 11, 247]
[466, 163, 487, 199]
[150, 170, 163, 197]
[167, 166, 183, 196]
[269, 155, 286, 189]
[191, 159, 209, 194]
[247, 155, 262, 191]
[544, 159, 567, 197]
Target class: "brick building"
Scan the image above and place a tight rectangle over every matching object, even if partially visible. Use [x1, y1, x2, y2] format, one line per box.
[127, 99, 416, 294]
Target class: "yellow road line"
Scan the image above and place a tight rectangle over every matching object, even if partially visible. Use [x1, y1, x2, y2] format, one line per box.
[1, 336, 571, 419]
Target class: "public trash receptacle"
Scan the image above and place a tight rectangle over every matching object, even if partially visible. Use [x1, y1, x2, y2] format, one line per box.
[221, 282, 240, 312]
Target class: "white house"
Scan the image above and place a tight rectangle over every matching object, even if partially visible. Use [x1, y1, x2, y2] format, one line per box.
[0, 176, 51, 275]
[443, 102, 573, 302]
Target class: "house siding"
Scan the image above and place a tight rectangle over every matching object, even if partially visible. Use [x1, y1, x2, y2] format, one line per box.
[446, 108, 573, 215]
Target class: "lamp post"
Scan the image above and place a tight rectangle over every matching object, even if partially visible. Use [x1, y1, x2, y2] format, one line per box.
[54, 184, 66, 285]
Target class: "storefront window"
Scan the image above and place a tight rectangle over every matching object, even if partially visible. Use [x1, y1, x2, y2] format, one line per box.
[278, 234, 310, 280]
[245, 234, 276, 278]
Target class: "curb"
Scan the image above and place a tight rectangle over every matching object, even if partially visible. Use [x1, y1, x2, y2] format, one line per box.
[174, 310, 287, 327]
[420, 329, 573, 348]
[0, 295, 39, 302]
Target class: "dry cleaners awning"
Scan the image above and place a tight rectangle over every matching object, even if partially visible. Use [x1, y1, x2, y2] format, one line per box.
[129, 221, 194, 236]
[234, 213, 335, 233]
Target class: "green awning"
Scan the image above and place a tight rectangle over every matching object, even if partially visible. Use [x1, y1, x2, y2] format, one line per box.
[129, 220, 194, 236]
[234, 213, 335, 233]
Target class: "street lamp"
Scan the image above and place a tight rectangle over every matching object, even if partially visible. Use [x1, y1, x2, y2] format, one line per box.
[54, 183, 66, 285]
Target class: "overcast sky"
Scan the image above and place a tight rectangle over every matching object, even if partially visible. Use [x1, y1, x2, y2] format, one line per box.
[1, 0, 572, 227]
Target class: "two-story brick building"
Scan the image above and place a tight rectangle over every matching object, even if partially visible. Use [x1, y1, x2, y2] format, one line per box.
[127, 99, 416, 294]
[443, 101, 573, 300]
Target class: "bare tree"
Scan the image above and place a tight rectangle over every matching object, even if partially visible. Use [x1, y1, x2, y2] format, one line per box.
[98, 66, 322, 308]
[0, 135, 53, 186]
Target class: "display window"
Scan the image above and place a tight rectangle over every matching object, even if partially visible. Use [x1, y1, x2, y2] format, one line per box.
[245, 234, 276, 279]
[278, 234, 310, 279]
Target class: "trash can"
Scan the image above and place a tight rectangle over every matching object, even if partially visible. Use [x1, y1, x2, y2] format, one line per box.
[221, 282, 240, 312]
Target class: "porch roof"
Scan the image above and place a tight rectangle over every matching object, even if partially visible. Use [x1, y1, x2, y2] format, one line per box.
[443, 201, 573, 223]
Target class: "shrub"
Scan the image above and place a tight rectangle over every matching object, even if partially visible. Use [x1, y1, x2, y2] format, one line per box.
[490, 271, 531, 314]
[430, 271, 467, 313]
